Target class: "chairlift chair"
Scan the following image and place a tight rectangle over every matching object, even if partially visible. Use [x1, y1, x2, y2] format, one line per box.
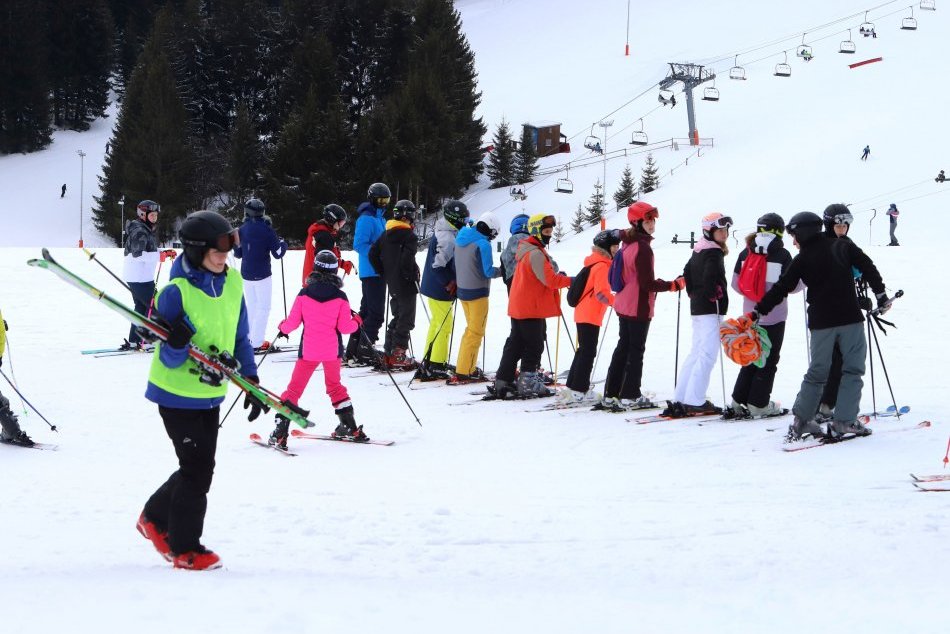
[630, 119, 648, 146]
[774, 52, 792, 77]
[583, 125, 603, 153]
[902, 8, 918, 30]
[728, 55, 747, 80]
[658, 89, 674, 105]
[859, 13, 875, 37]
[920, 0, 936, 11]
[509, 186, 527, 201]
[839, 30, 857, 53]
[702, 80, 720, 101]
[555, 178, 574, 194]
[796, 34, 813, 58]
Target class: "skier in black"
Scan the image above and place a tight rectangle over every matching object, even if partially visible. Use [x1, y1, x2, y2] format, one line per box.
[135, 210, 260, 571]
[60, 184, 66, 198]
[369, 199, 420, 370]
[750, 211, 890, 441]
[0, 313, 34, 447]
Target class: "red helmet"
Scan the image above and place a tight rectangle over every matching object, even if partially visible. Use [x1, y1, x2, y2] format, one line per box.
[627, 201, 658, 224]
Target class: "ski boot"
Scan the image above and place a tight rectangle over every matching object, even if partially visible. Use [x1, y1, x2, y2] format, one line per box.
[828, 418, 872, 438]
[0, 395, 33, 447]
[268, 414, 291, 451]
[171, 545, 222, 571]
[621, 395, 656, 410]
[683, 400, 722, 416]
[516, 371, 553, 398]
[332, 405, 369, 442]
[747, 401, 784, 419]
[785, 416, 827, 442]
[383, 347, 417, 372]
[416, 360, 452, 382]
[136, 511, 173, 561]
[488, 379, 516, 399]
[660, 401, 687, 418]
[721, 399, 749, 420]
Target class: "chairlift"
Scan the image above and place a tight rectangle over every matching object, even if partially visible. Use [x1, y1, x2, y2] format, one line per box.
[702, 80, 720, 102]
[839, 30, 857, 53]
[920, 0, 936, 11]
[729, 55, 747, 80]
[509, 186, 527, 201]
[630, 119, 648, 146]
[773, 52, 792, 77]
[583, 125, 603, 153]
[901, 7, 918, 30]
[796, 33, 813, 58]
[658, 89, 674, 106]
[555, 165, 574, 194]
[859, 12, 875, 37]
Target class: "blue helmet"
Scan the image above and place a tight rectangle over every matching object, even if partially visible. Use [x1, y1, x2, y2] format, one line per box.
[510, 213, 530, 235]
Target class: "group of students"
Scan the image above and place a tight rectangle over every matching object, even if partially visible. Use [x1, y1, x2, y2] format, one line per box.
[121, 183, 891, 571]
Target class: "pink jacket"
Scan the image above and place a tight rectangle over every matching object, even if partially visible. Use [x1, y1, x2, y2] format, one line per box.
[278, 281, 360, 362]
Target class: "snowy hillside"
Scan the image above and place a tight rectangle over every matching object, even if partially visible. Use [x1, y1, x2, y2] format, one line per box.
[2, 1, 950, 633]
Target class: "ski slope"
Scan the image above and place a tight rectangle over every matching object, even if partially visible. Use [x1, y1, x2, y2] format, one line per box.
[2, 1, 949, 632]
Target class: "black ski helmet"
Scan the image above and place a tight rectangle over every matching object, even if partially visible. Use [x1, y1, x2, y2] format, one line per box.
[442, 199, 470, 229]
[323, 203, 347, 225]
[137, 200, 160, 221]
[367, 182, 391, 208]
[756, 212, 785, 234]
[822, 203, 852, 234]
[244, 198, 266, 218]
[179, 210, 237, 267]
[313, 249, 339, 273]
[593, 229, 621, 250]
[785, 211, 823, 242]
[392, 199, 416, 223]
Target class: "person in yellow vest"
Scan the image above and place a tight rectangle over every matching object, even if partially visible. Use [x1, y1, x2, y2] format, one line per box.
[0, 312, 34, 447]
[134, 211, 259, 571]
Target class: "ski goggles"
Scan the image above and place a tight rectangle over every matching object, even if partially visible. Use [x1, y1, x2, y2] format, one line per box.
[832, 212, 853, 225]
[538, 215, 557, 230]
[206, 230, 240, 252]
[703, 215, 733, 230]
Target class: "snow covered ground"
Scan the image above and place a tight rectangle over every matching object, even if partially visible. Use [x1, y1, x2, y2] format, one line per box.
[2, 1, 949, 632]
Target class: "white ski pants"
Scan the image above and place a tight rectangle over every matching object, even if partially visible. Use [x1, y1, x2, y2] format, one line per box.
[244, 276, 273, 348]
[674, 314, 722, 406]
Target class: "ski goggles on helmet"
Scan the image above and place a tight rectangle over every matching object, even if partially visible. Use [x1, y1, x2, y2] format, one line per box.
[832, 212, 853, 225]
[704, 215, 733, 230]
[538, 215, 557, 230]
[209, 230, 240, 252]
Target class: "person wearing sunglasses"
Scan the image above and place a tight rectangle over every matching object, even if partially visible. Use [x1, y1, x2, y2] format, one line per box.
[137, 210, 259, 571]
[663, 212, 733, 418]
[345, 182, 392, 366]
[121, 199, 163, 351]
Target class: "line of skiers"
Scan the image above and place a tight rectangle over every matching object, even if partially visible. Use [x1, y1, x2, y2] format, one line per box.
[122, 187, 892, 572]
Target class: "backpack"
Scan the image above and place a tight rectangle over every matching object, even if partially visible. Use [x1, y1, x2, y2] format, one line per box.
[607, 247, 626, 292]
[566, 265, 594, 308]
[736, 249, 767, 302]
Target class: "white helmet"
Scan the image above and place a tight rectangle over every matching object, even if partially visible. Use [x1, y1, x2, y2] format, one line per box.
[476, 212, 501, 240]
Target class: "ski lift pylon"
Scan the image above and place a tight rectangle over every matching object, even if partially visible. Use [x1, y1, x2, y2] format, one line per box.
[839, 30, 856, 53]
[629, 119, 648, 146]
[729, 55, 747, 80]
[920, 0, 935, 11]
[774, 52, 791, 77]
[902, 7, 918, 29]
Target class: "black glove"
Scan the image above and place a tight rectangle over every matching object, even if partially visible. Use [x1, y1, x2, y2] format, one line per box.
[243, 376, 265, 421]
[745, 310, 760, 323]
[857, 296, 873, 311]
[275, 330, 289, 341]
[875, 292, 889, 309]
[165, 316, 195, 348]
[3, 319, 8, 331]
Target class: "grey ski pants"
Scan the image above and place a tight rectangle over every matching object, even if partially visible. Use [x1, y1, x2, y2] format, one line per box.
[792, 322, 866, 423]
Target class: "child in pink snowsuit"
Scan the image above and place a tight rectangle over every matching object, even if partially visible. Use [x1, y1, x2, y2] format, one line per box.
[267, 250, 367, 448]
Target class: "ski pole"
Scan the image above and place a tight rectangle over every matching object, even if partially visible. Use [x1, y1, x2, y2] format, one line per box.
[559, 313, 577, 352]
[280, 257, 288, 319]
[147, 256, 166, 319]
[358, 325, 421, 426]
[422, 298, 455, 364]
[415, 281, 431, 324]
[82, 247, 131, 292]
[803, 294, 811, 363]
[0, 368, 58, 431]
[590, 307, 613, 382]
[554, 310, 562, 383]
[715, 300, 727, 409]
[674, 289, 682, 386]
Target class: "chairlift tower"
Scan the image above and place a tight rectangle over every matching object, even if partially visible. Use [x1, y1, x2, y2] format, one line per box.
[659, 63, 715, 145]
[598, 120, 613, 226]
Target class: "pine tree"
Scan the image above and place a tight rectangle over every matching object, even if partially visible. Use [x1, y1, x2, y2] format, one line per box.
[487, 119, 515, 188]
[553, 215, 565, 243]
[640, 153, 660, 194]
[585, 180, 606, 225]
[0, 0, 52, 153]
[571, 203, 586, 234]
[513, 125, 539, 185]
[613, 164, 637, 211]
[108, 0, 163, 100]
[47, 0, 114, 131]
[93, 23, 196, 244]
[223, 105, 261, 208]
